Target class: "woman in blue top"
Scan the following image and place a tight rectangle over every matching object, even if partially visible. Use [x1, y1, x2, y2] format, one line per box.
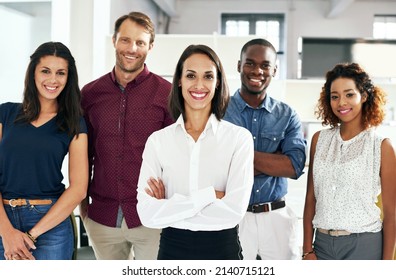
[0, 42, 88, 260]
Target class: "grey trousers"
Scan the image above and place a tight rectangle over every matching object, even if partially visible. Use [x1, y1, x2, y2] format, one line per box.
[313, 230, 382, 260]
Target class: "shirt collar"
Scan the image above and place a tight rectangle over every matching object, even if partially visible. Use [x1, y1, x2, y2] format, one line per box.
[233, 88, 273, 113]
[175, 113, 219, 135]
[110, 64, 150, 87]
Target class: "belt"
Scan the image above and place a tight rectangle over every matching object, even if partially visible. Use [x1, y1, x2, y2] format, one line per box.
[247, 200, 286, 213]
[3, 199, 53, 207]
[317, 228, 351, 237]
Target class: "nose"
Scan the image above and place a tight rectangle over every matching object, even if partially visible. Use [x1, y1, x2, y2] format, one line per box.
[194, 78, 204, 89]
[339, 95, 347, 106]
[252, 64, 264, 75]
[129, 42, 138, 52]
[50, 73, 57, 83]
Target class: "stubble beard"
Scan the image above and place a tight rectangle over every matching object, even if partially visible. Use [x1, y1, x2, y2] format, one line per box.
[115, 51, 145, 74]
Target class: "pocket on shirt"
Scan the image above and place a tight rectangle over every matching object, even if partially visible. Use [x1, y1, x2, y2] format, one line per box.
[259, 131, 284, 152]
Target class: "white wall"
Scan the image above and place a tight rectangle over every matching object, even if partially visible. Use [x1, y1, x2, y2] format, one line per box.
[0, 3, 50, 103]
[170, 0, 396, 78]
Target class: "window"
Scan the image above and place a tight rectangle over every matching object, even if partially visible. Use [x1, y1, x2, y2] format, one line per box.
[374, 15, 396, 39]
[221, 13, 285, 78]
[222, 13, 284, 51]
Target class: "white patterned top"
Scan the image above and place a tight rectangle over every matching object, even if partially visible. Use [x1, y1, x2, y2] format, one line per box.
[312, 127, 383, 233]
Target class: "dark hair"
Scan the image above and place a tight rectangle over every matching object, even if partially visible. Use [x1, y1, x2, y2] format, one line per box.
[16, 41, 82, 137]
[316, 62, 386, 129]
[240, 38, 277, 60]
[113, 11, 155, 44]
[168, 44, 230, 121]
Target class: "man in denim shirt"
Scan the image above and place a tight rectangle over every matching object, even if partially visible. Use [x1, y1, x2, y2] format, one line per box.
[224, 38, 306, 260]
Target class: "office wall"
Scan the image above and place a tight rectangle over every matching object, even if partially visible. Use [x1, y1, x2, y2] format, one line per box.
[169, 0, 396, 78]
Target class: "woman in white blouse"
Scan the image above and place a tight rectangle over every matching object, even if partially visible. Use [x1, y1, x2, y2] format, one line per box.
[302, 63, 396, 260]
[136, 44, 254, 260]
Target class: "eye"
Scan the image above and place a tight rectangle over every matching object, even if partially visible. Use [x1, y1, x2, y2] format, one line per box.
[186, 73, 195, 79]
[330, 95, 338, 100]
[57, 71, 67, 76]
[262, 63, 271, 70]
[205, 74, 214, 80]
[41, 69, 50, 74]
[244, 62, 254, 67]
[346, 93, 355, 98]
[136, 41, 145, 47]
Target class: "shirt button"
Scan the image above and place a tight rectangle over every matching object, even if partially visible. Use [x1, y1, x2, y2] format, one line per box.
[253, 118, 257, 122]
[273, 137, 277, 141]
[253, 136, 256, 140]
[256, 190, 259, 193]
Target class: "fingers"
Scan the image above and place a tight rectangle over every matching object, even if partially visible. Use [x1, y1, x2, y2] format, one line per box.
[146, 177, 165, 199]
[215, 191, 225, 199]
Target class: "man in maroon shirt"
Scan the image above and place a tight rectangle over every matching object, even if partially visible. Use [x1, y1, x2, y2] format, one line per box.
[80, 11, 173, 260]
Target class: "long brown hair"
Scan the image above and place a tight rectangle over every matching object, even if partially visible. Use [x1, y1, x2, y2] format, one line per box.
[168, 44, 230, 121]
[16, 42, 82, 137]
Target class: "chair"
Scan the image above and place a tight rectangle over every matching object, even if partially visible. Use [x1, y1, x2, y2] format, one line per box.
[70, 212, 96, 260]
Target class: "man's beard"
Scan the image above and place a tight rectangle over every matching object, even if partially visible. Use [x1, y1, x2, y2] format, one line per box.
[115, 51, 145, 74]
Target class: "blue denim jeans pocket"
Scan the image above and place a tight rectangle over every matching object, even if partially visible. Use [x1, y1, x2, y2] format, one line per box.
[0, 198, 74, 260]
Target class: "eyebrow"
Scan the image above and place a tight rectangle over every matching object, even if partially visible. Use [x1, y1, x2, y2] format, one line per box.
[330, 88, 355, 94]
[39, 66, 67, 71]
[185, 69, 214, 74]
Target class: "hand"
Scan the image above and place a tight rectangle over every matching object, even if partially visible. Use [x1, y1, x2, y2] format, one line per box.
[79, 197, 89, 220]
[2, 228, 36, 260]
[302, 251, 317, 260]
[215, 190, 225, 199]
[145, 177, 165, 199]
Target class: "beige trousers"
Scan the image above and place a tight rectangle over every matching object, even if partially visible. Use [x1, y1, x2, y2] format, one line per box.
[83, 217, 161, 260]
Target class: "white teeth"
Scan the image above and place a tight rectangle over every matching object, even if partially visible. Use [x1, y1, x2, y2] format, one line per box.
[192, 92, 205, 98]
[45, 86, 56, 91]
[250, 78, 262, 83]
[125, 55, 136, 60]
[339, 109, 350, 114]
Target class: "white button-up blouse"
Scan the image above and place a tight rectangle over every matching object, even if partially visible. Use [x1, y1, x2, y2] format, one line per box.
[137, 114, 254, 231]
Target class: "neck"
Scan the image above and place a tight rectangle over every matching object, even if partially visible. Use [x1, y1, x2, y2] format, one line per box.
[184, 110, 211, 141]
[339, 122, 365, 141]
[39, 99, 58, 115]
[240, 89, 266, 108]
[114, 66, 143, 88]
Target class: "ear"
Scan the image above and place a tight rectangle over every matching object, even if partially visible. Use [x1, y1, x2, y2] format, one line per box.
[148, 43, 154, 51]
[272, 65, 278, 77]
[237, 60, 241, 73]
[112, 36, 116, 47]
[362, 92, 368, 103]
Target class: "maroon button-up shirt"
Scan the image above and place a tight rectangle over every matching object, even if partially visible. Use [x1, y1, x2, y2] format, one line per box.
[81, 65, 173, 228]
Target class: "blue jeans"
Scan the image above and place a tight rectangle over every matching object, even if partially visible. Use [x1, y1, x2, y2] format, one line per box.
[0, 198, 74, 260]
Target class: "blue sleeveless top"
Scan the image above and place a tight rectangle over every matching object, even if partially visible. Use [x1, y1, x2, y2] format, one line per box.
[0, 102, 87, 199]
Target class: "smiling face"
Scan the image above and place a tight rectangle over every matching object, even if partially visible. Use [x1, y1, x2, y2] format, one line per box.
[34, 55, 68, 103]
[180, 53, 218, 116]
[113, 19, 152, 76]
[239, 44, 277, 96]
[330, 77, 366, 125]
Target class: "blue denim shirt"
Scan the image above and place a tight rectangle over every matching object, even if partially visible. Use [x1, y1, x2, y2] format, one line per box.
[223, 90, 307, 205]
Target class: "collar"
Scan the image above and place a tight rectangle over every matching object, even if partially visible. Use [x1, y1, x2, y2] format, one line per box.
[233, 89, 273, 113]
[110, 64, 150, 87]
[175, 114, 219, 135]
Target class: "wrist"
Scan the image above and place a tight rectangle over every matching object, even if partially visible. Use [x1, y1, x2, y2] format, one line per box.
[302, 250, 315, 259]
[25, 231, 37, 243]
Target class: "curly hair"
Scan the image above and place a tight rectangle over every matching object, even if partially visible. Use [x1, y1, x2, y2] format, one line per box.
[315, 62, 386, 129]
